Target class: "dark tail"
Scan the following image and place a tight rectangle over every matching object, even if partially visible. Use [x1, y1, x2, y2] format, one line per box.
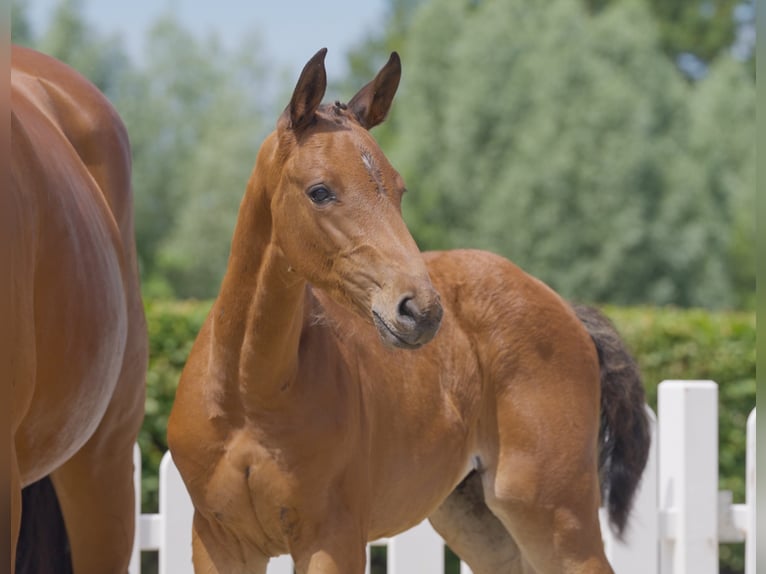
[16, 476, 72, 574]
[573, 305, 651, 539]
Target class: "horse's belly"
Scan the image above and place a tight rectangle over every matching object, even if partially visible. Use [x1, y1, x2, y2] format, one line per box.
[367, 437, 474, 540]
[15, 164, 129, 484]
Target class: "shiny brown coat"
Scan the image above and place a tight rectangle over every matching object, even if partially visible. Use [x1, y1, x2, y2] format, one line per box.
[168, 49, 649, 574]
[9, 46, 147, 573]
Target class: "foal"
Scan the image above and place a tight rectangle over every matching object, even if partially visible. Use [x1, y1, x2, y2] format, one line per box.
[168, 49, 649, 574]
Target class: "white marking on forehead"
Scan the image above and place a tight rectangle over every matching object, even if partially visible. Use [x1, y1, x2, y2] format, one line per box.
[360, 149, 386, 195]
[361, 150, 375, 172]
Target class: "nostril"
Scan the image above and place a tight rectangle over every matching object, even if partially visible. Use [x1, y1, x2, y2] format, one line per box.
[397, 296, 419, 323]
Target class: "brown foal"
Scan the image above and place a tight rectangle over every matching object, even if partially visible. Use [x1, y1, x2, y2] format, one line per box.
[168, 49, 650, 574]
[9, 46, 147, 573]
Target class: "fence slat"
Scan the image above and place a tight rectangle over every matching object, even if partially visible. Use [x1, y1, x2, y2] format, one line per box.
[159, 451, 195, 574]
[745, 408, 756, 574]
[658, 381, 718, 574]
[129, 443, 142, 574]
[388, 520, 443, 574]
[267, 553, 294, 574]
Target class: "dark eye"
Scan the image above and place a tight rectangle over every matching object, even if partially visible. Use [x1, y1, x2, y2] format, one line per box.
[307, 185, 334, 205]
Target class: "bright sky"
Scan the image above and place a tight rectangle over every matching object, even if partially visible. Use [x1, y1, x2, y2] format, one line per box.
[26, 0, 388, 81]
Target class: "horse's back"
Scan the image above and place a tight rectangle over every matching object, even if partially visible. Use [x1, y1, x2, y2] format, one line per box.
[423, 247, 600, 413]
[423, 248, 593, 349]
[10, 46, 145, 484]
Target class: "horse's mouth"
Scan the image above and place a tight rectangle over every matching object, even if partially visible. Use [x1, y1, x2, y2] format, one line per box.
[372, 311, 425, 350]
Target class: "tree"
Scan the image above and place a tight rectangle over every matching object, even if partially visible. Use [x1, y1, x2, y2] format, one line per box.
[686, 56, 755, 308]
[387, 0, 470, 249]
[36, 0, 130, 97]
[394, 0, 743, 308]
[21, 3, 273, 298]
[582, 0, 752, 77]
[113, 16, 271, 298]
[11, 0, 35, 46]
[339, 0, 428, 152]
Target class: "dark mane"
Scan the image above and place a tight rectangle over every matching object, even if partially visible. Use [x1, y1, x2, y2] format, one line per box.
[316, 100, 355, 127]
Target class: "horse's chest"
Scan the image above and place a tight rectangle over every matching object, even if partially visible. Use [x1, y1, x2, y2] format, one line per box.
[201, 423, 345, 557]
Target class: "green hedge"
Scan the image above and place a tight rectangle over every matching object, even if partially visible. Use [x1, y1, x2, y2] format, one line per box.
[138, 301, 754, 571]
[139, 299, 212, 512]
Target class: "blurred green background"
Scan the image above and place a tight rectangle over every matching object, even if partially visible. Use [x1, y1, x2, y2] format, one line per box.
[13, 0, 755, 572]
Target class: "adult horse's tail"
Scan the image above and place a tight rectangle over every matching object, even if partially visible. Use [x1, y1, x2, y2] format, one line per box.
[574, 305, 651, 539]
[16, 476, 73, 574]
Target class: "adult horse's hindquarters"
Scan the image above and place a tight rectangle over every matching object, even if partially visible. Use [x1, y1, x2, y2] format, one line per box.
[9, 46, 147, 574]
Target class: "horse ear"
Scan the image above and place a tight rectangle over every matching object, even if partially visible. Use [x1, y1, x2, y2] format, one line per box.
[285, 48, 328, 132]
[348, 52, 401, 130]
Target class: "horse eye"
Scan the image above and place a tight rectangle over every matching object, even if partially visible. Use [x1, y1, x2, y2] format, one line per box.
[307, 186, 334, 205]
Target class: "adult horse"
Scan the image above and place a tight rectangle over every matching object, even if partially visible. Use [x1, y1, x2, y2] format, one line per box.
[9, 46, 147, 573]
[168, 49, 650, 573]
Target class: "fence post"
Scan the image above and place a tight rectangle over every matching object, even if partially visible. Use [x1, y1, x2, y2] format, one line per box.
[658, 381, 718, 574]
[388, 520, 443, 574]
[129, 443, 142, 574]
[603, 405, 659, 573]
[745, 408, 756, 574]
[267, 553, 294, 574]
[159, 452, 195, 574]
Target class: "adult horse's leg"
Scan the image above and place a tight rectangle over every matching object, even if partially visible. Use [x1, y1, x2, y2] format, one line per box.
[50, 418, 140, 573]
[479, 377, 612, 574]
[429, 471, 525, 574]
[50, 326, 145, 574]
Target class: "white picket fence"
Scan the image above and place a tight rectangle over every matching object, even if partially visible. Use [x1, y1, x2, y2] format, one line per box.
[128, 381, 756, 574]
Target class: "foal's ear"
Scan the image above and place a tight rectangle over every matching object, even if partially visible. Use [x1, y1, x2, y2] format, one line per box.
[285, 48, 328, 132]
[348, 52, 401, 130]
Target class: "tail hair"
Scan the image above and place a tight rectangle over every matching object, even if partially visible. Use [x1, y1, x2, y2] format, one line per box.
[573, 305, 651, 539]
[16, 476, 72, 574]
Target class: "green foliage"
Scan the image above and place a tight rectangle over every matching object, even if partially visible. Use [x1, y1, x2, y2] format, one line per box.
[24, 2, 272, 299]
[583, 0, 744, 67]
[139, 300, 754, 572]
[605, 306, 755, 573]
[393, 0, 754, 309]
[686, 56, 756, 309]
[36, 0, 130, 97]
[139, 299, 212, 512]
[113, 17, 269, 298]
[11, 0, 34, 45]
[25, 0, 753, 309]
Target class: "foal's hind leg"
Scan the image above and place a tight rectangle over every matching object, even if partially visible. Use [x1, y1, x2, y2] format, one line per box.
[429, 471, 525, 573]
[480, 378, 612, 573]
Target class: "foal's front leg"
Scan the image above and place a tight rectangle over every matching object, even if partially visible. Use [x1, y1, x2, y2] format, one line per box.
[192, 512, 270, 574]
[290, 510, 368, 574]
[293, 537, 367, 574]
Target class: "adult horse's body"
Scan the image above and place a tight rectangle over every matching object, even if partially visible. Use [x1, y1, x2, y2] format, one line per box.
[9, 46, 147, 573]
[168, 49, 650, 574]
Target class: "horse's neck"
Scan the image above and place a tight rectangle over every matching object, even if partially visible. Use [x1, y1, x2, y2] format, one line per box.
[211, 185, 307, 408]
